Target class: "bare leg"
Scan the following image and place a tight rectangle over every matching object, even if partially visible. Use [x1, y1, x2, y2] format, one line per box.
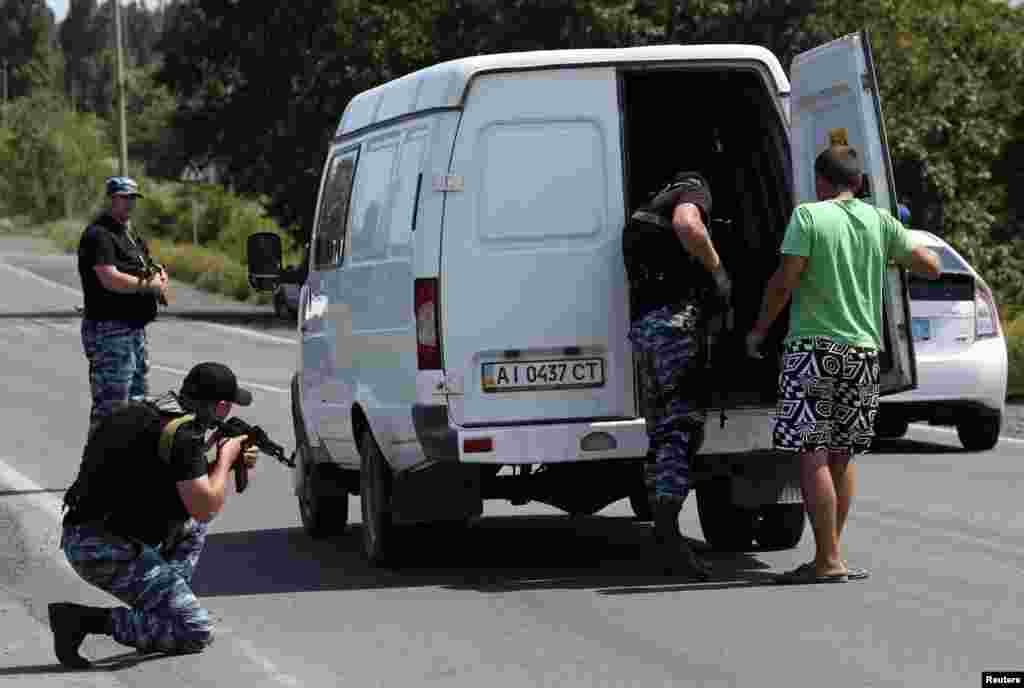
[829, 450, 855, 540]
[800, 448, 845, 576]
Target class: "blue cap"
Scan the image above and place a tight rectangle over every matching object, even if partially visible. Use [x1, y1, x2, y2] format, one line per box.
[105, 176, 143, 198]
[898, 203, 911, 224]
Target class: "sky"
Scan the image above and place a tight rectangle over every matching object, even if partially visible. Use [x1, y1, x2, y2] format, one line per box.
[47, 0, 162, 24]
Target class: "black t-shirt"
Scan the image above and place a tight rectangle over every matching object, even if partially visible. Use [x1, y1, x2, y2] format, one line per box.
[69, 402, 209, 545]
[77, 213, 158, 326]
[623, 179, 715, 320]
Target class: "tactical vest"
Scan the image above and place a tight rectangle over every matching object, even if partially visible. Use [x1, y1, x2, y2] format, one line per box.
[62, 402, 195, 523]
[622, 182, 714, 321]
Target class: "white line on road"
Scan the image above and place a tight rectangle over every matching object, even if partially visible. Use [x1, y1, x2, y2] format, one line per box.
[0, 259, 82, 298]
[149, 363, 288, 396]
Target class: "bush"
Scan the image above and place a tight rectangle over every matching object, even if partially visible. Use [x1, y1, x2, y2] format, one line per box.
[1004, 316, 1024, 400]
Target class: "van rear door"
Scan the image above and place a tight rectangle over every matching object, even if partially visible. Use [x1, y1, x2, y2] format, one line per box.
[440, 67, 634, 427]
[790, 30, 918, 395]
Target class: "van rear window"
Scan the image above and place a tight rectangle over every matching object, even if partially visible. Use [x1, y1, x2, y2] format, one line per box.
[478, 121, 607, 243]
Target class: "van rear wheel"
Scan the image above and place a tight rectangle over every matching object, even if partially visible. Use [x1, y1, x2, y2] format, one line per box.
[359, 431, 395, 566]
[696, 479, 755, 551]
[752, 504, 805, 550]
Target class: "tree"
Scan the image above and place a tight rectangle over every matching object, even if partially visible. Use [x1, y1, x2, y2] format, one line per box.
[0, 90, 112, 221]
[800, 0, 1024, 301]
[0, 0, 61, 98]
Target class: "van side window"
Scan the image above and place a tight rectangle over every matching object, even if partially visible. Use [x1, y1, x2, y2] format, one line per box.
[314, 147, 359, 270]
[348, 135, 400, 263]
[386, 129, 429, 258]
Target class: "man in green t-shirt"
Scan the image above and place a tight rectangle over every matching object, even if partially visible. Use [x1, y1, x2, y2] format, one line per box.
[746, 145, 941, 584]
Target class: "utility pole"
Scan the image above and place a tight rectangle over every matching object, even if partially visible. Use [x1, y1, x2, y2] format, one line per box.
[113, 0, 129, 175]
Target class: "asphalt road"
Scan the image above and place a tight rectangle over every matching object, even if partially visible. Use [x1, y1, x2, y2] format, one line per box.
[0, 236, 1022, 687]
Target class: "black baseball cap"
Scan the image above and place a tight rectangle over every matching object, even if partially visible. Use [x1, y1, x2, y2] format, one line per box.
[180, 362, 252, 406]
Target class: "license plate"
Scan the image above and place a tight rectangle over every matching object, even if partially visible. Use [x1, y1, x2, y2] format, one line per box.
[481, 358, 605, 392]
[912, 317, 931, 341]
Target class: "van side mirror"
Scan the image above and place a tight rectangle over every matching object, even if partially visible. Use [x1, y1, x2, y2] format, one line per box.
[246, 232, 283, 292]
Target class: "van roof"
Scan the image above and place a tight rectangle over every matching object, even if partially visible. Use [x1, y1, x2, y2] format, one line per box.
[336, 45, 790, 138]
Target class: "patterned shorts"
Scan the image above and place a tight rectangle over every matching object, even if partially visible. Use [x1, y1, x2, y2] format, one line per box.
[773, 337, 880, 455]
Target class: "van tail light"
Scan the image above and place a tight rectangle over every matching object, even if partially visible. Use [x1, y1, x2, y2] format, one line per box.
[415, 278, 442, 369]
[975, 281, 1000, 339]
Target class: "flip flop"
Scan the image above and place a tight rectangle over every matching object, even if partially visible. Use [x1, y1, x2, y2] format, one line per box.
[845, 566, 870, 581]
[774, 562, 848, 585]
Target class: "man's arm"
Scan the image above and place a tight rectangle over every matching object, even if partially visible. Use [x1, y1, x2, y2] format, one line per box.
[671, 202, 721, 273]
[93, 264, 166, 295]
[752, 254, 808, 335]
[896, 246, 942, 280]
[176, 435, 248, 522]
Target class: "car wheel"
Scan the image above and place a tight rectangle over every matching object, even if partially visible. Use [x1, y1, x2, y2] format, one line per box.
[359, 431, 395, 566]
[293, 387, 347, 538]
[874, 414, 909, 439]
[696, 478, 755, 551]
[957, 411, 1002, 451]
[752, 504, 806, 550]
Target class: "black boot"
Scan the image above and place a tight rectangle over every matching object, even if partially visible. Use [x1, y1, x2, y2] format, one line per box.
[652, 498, 712, 581]
[48, 602, 112, 669]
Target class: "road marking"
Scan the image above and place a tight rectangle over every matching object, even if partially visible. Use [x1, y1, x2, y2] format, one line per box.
[220, 631, 305, 688]
[149, 363, 288, 396]
[0, 259, 297, 346]
[0, 259, 82, 298]
[0, 456, 64, 521]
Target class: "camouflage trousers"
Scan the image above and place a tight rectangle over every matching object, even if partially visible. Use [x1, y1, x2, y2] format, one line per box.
[81, 320, 149, 436]
[60, 519, 214, 655]
[629, 302, 708, 501]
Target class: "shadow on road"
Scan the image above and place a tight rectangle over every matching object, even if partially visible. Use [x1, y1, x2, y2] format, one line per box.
[0, 650, 169, 677]
[194, 515, 780, 599]
[870, 437, 965, 454]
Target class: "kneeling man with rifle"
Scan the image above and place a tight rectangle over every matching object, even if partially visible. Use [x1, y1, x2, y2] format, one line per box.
[50, 362, 260, 668]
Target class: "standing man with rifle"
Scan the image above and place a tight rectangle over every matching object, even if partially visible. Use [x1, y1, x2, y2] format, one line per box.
[77, 176, 171, 438]
[51, 362, 258, 669]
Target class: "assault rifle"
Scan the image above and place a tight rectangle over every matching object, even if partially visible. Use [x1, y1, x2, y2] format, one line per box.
[140, 256, 171, 307]
[130, 222, 171, 306]
[212, 417, 296, 493]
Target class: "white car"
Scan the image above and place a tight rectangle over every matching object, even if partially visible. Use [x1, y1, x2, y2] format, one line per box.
[876, 230, 1008, 450]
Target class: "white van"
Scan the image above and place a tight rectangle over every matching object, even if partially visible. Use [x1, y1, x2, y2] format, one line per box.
[248, 31, 917, 565]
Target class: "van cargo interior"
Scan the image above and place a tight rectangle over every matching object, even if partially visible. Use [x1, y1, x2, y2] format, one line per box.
[621, 68, 793, 408]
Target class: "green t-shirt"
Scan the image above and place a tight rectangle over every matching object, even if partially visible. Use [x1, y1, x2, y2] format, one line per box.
[780, 198, 918, 350]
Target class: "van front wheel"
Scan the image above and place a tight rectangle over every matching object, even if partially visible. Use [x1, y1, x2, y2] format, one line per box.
[359, 431, 394, 566]
[294, 388, 347, 538]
